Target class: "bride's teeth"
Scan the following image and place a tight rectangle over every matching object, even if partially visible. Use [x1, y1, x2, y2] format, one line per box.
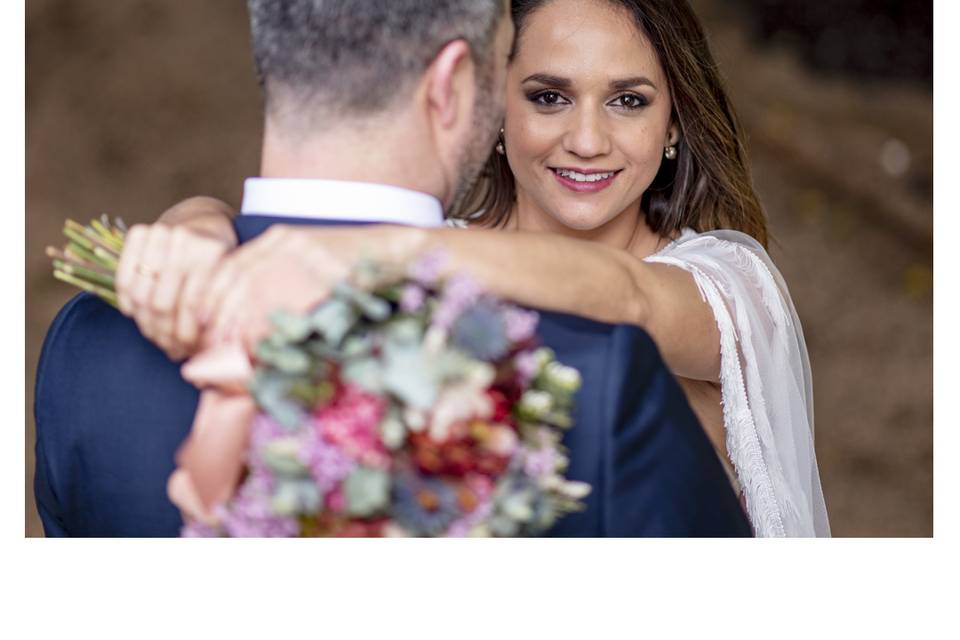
[556, 169, 615, 182]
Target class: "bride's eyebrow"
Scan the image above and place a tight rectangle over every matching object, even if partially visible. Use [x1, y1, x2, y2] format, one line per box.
[610, 76, 657, 91]
[521, 73, 571, 88]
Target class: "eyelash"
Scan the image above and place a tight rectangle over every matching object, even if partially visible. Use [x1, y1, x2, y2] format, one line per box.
[527, 90, 649, 111]
[527, 90, 565, 107]
[610, 93, 649, 110]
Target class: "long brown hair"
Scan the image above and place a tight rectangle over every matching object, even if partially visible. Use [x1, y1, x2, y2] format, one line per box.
[452, 0, 769, 248]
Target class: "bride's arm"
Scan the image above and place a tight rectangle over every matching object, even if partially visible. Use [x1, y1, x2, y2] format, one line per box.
[154, 196, 237, 245]
[426, 227, 721, 382]
[202, 224, 720, 382]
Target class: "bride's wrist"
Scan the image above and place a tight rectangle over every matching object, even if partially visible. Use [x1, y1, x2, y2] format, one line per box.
[158, 196, 238, 248]
[178, 214, 238, 248]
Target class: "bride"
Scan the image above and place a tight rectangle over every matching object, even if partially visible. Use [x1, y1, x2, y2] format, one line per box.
[119, 0, 830, 537]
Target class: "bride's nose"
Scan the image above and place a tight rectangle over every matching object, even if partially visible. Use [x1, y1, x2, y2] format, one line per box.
[561, 107, 612, 159]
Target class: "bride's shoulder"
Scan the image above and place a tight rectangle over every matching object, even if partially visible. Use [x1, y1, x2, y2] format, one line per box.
[649, 228, 772, 266]
[646, 228, 793, 307]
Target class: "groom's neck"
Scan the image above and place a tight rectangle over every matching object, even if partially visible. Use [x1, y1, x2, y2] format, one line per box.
[259, 114, 444, 200]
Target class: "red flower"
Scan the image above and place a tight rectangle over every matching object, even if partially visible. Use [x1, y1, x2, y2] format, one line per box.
[486, 389, 512, 423]
[408, 423, 511, 478]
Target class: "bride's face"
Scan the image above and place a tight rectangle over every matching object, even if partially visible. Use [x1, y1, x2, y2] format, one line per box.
[503, 0, 677, 231]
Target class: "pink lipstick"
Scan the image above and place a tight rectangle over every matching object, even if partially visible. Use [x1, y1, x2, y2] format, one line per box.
[550, 167, 621, 193]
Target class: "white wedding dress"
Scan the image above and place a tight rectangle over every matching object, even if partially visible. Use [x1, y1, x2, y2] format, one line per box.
[645, 228, 830, 537]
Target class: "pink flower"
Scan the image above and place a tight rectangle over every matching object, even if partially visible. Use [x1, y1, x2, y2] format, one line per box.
[315, 385, 390, 468]
[523, 446, 559, 478]
[433, 275, 483, 330]
[249, 414, 285, 452]
[325, 485, 346, 512]
[503, 307, 539, 343]
[446, 500, 494, 537]
[514, 350, 539, 385]
[400, 284, 426, 313]
[408, 248, 450, 286]
[300, 429, 355, 494]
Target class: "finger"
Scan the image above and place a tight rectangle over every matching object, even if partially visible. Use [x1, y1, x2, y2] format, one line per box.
[116, 225, 149, 315]
[148, 230, 191, 353]
[128, 225, 168, 311]
[167, 469, 218, 527]
[132, 310, 164, 354]
[130, 226, 170, 343]
[199, 232, 274, 325]
[198, 253, 244, 326]
[151, 227, 188, 315]
[207, 270, 252, 345]
[175, 262, 218, 355]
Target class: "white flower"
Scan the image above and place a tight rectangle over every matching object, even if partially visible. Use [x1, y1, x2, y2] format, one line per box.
[404, 407, 427, 432]
[532, 347, 555, 374]
[544, 362, 582, 394]
[487, 424, 519, 456]
[519, 389, 553, 419]
[428, 380, 494, 441]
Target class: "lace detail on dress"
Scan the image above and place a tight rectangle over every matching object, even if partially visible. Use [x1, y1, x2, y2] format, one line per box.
[645, 230, 827, 537]
[646, 253, 787, 537]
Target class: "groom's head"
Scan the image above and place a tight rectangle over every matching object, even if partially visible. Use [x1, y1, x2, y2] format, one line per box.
[247, 0, 513, 211]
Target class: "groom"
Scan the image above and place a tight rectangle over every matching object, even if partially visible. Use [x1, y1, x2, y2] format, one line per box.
[35, 0, 750, 537]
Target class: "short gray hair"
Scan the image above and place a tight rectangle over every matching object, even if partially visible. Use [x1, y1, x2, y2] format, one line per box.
[248, 0, 505, 121]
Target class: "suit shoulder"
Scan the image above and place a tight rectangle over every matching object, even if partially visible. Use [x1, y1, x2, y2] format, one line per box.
[609, 323, 659, 359]
[39, 293, 127, 359]
[36, 293, 135, 403]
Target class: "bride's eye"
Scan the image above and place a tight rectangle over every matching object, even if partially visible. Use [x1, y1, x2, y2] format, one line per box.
[610, 93, 648, 110]
[529, 90, 568, 108]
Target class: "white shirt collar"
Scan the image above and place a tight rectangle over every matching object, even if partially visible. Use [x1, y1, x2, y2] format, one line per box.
[240, 178, 445, 227]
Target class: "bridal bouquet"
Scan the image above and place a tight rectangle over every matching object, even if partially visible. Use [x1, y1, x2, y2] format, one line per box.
[48, 218, 589, 537]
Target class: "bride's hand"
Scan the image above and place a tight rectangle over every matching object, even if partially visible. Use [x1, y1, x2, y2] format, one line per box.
[116, 197, 237, 361]
[199, 224, 426, 351]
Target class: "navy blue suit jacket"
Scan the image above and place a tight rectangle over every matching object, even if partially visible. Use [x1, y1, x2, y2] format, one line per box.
[34, 214, 751, 537]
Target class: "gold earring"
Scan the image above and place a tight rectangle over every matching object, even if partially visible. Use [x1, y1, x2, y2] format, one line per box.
[664, 145, 677, 160]
[496, 127, 505, 155]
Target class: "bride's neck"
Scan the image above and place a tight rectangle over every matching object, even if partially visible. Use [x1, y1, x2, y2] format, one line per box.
[507, 193, 668, 257]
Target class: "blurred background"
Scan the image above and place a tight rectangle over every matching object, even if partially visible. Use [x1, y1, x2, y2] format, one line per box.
[25, 0, 932, 536]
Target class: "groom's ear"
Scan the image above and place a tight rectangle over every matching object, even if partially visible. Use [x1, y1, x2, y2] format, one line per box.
[421, 39, 476, 131]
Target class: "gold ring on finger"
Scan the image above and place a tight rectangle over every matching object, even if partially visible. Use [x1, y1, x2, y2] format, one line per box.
[135, 264, 161, 279]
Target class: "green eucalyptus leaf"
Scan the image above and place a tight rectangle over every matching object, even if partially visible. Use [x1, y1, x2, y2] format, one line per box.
[310, 298, 359, 346]
[501, 491, 535, 522]
[488, 514, 519, 537]
[341, 334, 374, 358]
[305, 339, 343, 362]
[385, 317, 424, 345]
[250, 372, 306, 430]
[381, 342, 438, 409]
[271, 479, 322, 517]
[262, 345, 311, 375]
[341, 357, 384, 394]
[261, 437, 309, 476]
[269, 310, 314, 343]
[335, 281, 392, 321]
[343, 467, 391, 518]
